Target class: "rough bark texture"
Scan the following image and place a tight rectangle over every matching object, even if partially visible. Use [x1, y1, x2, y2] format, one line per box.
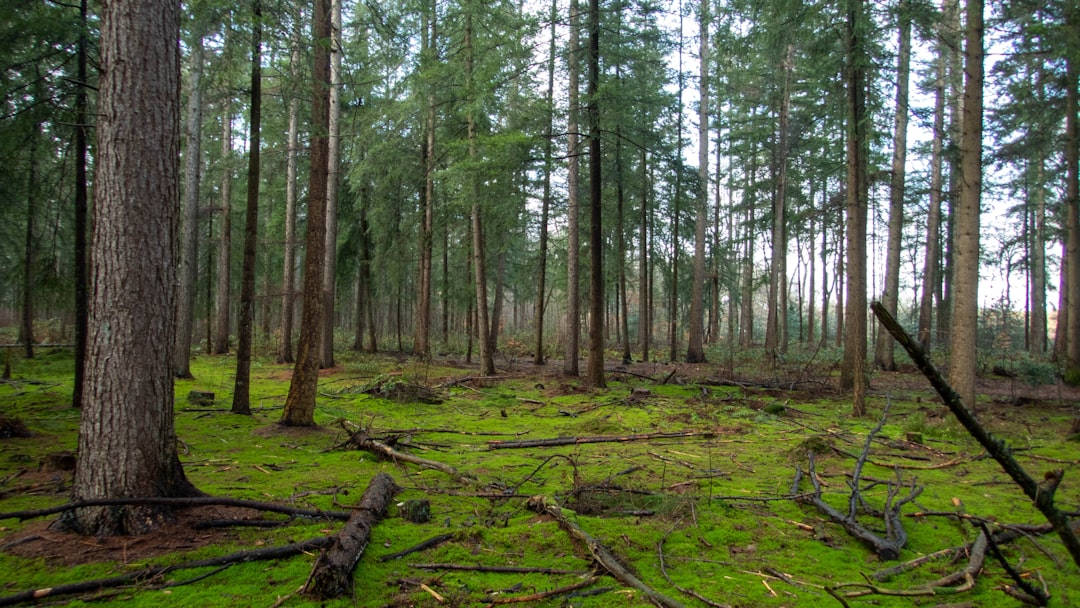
[303, 473, 399, 600]
[949, 0, 983, 408]
[282, 0, 331, 426]
[874, 4, 910, 371]
[1064, 19, 1080, 381]
[232, 0, 263, 416]
[175, 35, 203, 379]
[59, 0, 200, 536]
[563, 0, 581, 377]
[278, 14, 300, 364]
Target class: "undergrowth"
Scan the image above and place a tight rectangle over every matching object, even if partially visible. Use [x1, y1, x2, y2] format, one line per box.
[1, 347, 1079, 607]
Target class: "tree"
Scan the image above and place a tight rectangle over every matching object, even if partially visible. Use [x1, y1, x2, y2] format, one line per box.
[534, 0, 556, 366]
[949, 0, 983, 408]
[72, 0, 90, 408]
[585, 0, 605, 388]
[232, 0, 264, 416]
[1063, 3, 1080, 382]
[564, 0, 582, 377]
[281, 0, 331, 426]
[414, 0, 437, 360]
[279, 7, 301, 364]
[174, 33, 204, 379]
[321, 0, 343, 369]
[58, 0, 200, 535]
[873, 0, 912, 371]
[686, 0, 708, 364]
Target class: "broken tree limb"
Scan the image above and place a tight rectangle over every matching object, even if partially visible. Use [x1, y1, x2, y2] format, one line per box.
[488, 430, 714, 450]
[0, 536, 335, 607]
[338, 421, 477, 483]
[525, 496, 685, 608]
[0, 496, 351, 523]
[412, 563, 589, 575]
[303, 472, 399, 600]
[378, 533, 455, 562]
[871, 301, 1080, 569]
[486, 575, 601, 605]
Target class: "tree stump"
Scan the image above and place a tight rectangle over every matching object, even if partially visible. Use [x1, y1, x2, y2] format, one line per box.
[303, 472, 400, 599]
[398, 499, 430, 523]
[187, 391, 215, 406]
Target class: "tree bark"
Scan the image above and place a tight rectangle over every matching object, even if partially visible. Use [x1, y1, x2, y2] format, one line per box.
[874, 2, 911, 371]
[303, 473, 399, 600]
[21, 120, 38, 361]
[320, 0, 342, 369]
[1029, 158, 1047, 355]
[949, 0, 983, 408]
[765, 44, 794, 366]
[564, 0, 581, 377]
[282, 0, 331, 426]
[174, 34, 204, 379]
[59, 0, 200, 535]
[415, 1, 437, 360]
[639, 149, 651, 361]
[534, 0, 556, 366]
[232, 0, 263, 416]
[918, 4, 947, 351]
[585, 0, 604, 388]
[72, 0, 89, 408]
[1063, 8, 1080, 382]
[278, 10, 301, 364]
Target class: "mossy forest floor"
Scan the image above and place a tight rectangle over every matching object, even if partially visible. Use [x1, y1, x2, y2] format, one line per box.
[1, 345, 1079, 607]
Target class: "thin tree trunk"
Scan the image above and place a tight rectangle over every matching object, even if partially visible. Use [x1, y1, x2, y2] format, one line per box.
[585, 0, 604, 387]
[534, 0, 556, 366]
[22, 120, 38, 360]
[686, 0, 709, 364]
[616, 129, 631, 364]
[739, 136, 757, 348]
[320, 0, 342, 369]
[281, 0, 331, 426]
[213, 106, 233, 355]
[874, 2, 911, 371]
[639, 149, 651, 361]
[948, 0, 983, 408]
[1063, 11, 1080, 382]
[1030, 158, 1047, 355]
[918, 6, 947, 351]
[564, 0, 581, 377]
[278, 11, 300, 364]
[175, 34, 204, 379]
[670, 3, 684, 362]
[72, 0, 89, 408]
[766, 44, 793, 365]
[415, 1, 437, 360]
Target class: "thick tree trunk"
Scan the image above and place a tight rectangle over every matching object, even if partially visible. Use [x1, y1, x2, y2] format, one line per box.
[278, 13, 300, 364]
[949, 0, 983, 408]
[232, 0, 263, 416]
[175, 35, 204, 379]
[60, 0, 199, 536]
[686, 0, 709, 364]
[564, 0, 581, 377]
[282, 0, 331, 426]
[320, 0, 342, 369]
[874, 4, 911, 371]
[1064, 29, 1080, 381]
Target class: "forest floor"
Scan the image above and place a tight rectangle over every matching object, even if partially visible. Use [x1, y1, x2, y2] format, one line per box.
[1, 343, 1079, 607]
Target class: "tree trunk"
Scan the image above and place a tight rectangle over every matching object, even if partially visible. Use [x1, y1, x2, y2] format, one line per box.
[415, 2, 437, 360]
[278, 12, 300, 364]
[639, 149, 651, 361]
[1063, 16, 1080, 382]
[918, 5, 947, 351]
[175, 34, 204, 379]
[670, 4, 684, 363]
[21, 119, 38, 360]
[874, 2, 911, 371]
[841, 0, 869, 416]
[72, 0, 89, 408]
[585, 0, 605, 388]
[534, 0, 556, 366]
[213, 106, 233, 356]
[765, 44, 793, 365]
[739, 136, 757, 348]
[948, 0, 983, 407]
[564, 0, 581, 377]
[59, 0, 200, 536]
[686, 0, 709, 364]
[1030, 158, 1047, 355]
[320, 0, 342, 369]
[232, 0, 263, 416]
[281, 0, 331, 426]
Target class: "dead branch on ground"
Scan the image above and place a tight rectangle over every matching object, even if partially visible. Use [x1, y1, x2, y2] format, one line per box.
[872, 301, 1080, 569]
[0, 496, 351, 523]
[525, 495, 686, 608]
[379, 533, 455, 562]
[485, 575, 601, 605]
[488, 430, 714, 450]
[336, 420, 478, 484]
[303, 472, 399, 599]
[413, 563, 588, 575]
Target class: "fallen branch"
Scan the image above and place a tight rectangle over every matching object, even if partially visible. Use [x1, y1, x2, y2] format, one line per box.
[303, 472, 400, 600]
[413, 563, 588, 575]
[525, 495, 685, 608]
[977, 522, 1049, 606]
[0, 496, 350, 523]
[0, 536, 334, 607]
[834, 530, 987, 599]
[658, 533, 732, 608]
[486, 575, 601, 605]
[338, 421, 477, 483]
[488, 430, 714, 450]
[872, 301, 1080, 569]
[379, 533, 455, 562]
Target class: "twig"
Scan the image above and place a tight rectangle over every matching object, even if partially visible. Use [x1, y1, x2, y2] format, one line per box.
[379, 533, 455, 562]
[488, 430, 714, 450]
[0, 496, 350, 523]
[412, 563, 588, 575]
[977, 522, 1049, 606]
[658, 533, 732, 608]
[486, 575, 600, 605]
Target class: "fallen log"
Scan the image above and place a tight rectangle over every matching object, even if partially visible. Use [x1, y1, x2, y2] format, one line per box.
[0, 496, 351, 523]
[525, 495, 685, 608]
[303, 472, 400, 600]
[871, 301, 1080, 569]
[339, 422, 478, 483]
[0, 536, 335, 607]
[489, 430, 714, 450]
[378, 533, 454, 562]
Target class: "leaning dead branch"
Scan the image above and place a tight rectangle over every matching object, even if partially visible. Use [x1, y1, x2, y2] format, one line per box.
[488, 430, 714, 450]
[872, 301, 1080, 569]
[303, 472, 400, 600]
[792, 404, 922, 561]
[525, 495, 686, 608]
